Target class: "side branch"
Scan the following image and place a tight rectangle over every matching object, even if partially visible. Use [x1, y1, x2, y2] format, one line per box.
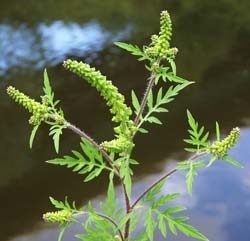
[97, 213, 125, 241]
[76, 211, 125, 241]
[131, 151, 208, 209]
[131, 168, 177, 209]
[65, 121, 115, 168]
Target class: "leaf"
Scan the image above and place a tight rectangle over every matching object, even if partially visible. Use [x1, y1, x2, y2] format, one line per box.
[174, 222, 209, 241]
[165, 72, 188, 83]
[156, 88, 163, 103]
[187, 110, 196, 130]
[143, 179, 166, 202]
[131, 90, 140, 114]
[119, 161, 132, 196]
[158, 215, 167, 237]
[206, 156, 217, 167]
[138, 82, 192, 131]
[49, 125, 65, 153]
[185, 110, 209, 152]
[147, 89, 153, 110]
[138, 128, 148, 134]
[47, 140, 108, 181]
[145, 209, 155, 241]
[223, 155, 243, 168]
[164, 206, 186, 215]
[216, 121, 220, 141]
[161, 206, 209, 241]
[29, 124, 40, 149]
[43, 68, 52, 97]
[49, 196, 76, 211]
[153, 193, 180, 209]
[147, 116, 162, 125]
[186, 162, 196, 195]
[114, 42, 148, 60]
[169, 59, 176, 75]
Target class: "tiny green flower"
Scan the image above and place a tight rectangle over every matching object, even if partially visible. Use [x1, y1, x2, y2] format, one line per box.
[43, 210, 73, 224]
[63, 60, 132, 123]
[144, 10, 177, 61]
[63, 60, 135, 153]
[210, 127, 240, 158]
[101, 135, 134, 153]
[7, 86, 49, 125]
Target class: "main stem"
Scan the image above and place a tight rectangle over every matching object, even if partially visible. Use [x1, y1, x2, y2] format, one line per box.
[123, 182, 131, 240]
[64, 118, 131, 239]
[134, 72, 156, 126]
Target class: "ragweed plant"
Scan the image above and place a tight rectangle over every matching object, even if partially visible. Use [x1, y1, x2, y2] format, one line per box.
[6, 10, 242, 241]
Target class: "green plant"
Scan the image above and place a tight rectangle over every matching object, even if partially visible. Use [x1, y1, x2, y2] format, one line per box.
[6, 10, 242, 241]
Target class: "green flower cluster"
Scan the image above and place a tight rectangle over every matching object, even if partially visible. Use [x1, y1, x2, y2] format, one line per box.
[101, 120, 136, 153]
[7, 86, 50, 125]
[43, 210, 73, 224]
[63, 59, 135, 153]
[210, 127, 240, 157]
[63, 59, 132, 123]
[145, 11, 178, 61]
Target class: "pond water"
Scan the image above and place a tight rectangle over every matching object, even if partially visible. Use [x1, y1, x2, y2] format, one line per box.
[1, 1, 250, 241]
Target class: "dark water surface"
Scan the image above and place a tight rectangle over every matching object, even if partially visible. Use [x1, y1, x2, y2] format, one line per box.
[0, 1, 250, 241]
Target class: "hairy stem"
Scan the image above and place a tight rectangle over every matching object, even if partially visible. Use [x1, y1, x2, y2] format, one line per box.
[64, 120, 115, 169]
[123, 182, 131, 240]
[131, 168, 177, 209]
[134, 72, 156, 126]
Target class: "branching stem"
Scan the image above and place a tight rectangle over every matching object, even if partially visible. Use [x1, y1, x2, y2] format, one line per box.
[131, 168, 177, 209]
[63, 120, 115, 170]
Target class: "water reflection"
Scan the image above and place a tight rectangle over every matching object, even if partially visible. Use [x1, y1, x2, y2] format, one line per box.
[12, 128, 250, 241]
[0, 21, 132, 78]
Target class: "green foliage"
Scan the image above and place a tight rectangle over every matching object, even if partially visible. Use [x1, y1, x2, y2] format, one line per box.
[137, 82, 192, 133]
[5, 9, 243, 241]
[47, 139, 111, 182]
[114, 42, 150, 61]
[178, 160, 205, 195]
[184, 110, 210, 152]
[142, 180, 208, 241]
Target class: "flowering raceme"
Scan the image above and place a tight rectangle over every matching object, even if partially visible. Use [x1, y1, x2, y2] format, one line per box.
[210, 127, 240, 157]
[7, 86, 50, 125]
